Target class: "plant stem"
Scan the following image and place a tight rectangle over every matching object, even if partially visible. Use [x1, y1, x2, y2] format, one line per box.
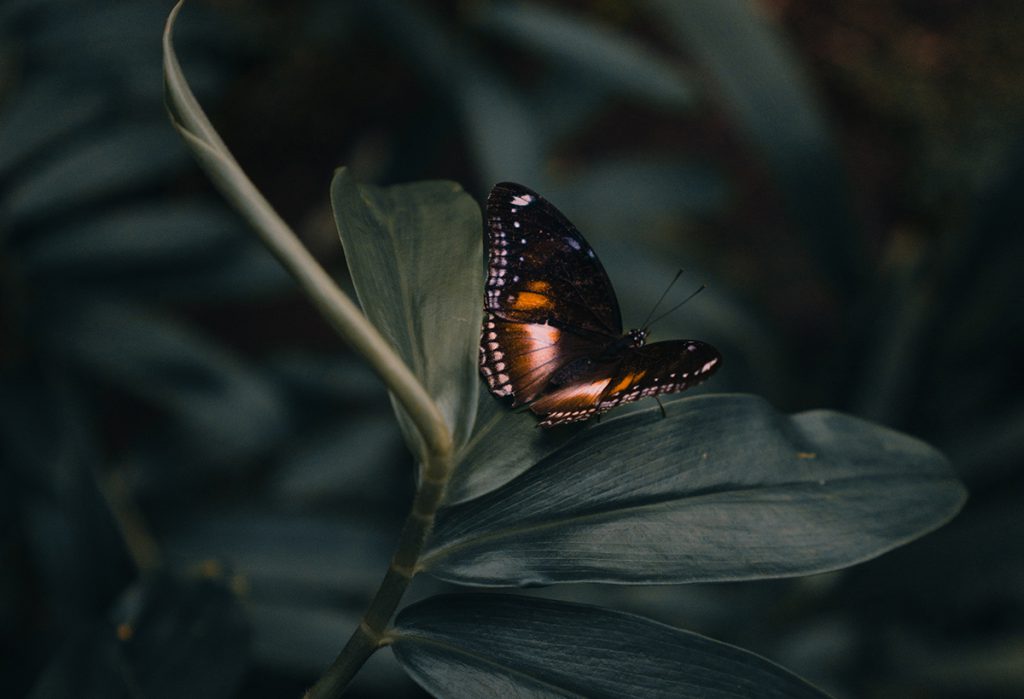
[97, 471, 162, 573]
[162, 0, 452, 461]
[163, 4, 459, 695]
[306, 465, 451, 699]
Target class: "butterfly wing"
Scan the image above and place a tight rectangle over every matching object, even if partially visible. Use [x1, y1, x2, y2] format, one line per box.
[481, 182, 622, 406]
[480, 312, 597, 406]
[529, 339, 722, 426]
[485, 182, 622, 335]
[480, 182, 722, 424]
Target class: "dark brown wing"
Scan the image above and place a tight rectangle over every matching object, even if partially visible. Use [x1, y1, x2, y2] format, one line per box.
[480, 312, 596, 407]
[485, 182, 622, 336]
[529, 340, 722, 427]
[481, 182, 623, 406]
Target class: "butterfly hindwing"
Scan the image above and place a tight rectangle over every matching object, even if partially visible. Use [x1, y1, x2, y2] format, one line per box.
[529, 340, 721, 426]
[486, 182, 622, 336]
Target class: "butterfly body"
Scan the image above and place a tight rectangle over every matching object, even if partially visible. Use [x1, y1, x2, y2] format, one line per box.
[480, 183, 721, 427]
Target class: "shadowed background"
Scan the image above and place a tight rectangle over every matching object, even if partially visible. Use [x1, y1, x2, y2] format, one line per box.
[2, 0, 1022, 697]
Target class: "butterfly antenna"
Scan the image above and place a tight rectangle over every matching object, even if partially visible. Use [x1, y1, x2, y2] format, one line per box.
[641, 269, 684, 329]
[646, 284, 707, 329]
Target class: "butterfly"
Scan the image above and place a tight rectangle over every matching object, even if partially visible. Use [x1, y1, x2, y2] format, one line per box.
[480, 182, 722, 427]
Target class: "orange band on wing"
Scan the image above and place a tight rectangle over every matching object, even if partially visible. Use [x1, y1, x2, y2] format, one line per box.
[609, 370, 645, 395]
[511, 291, 554, 312]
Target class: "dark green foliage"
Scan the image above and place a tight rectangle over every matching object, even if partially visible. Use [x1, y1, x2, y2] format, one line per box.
[29, 575, 249, 699]
[331, 169, 483, 454]
[6, 0, 1019, 697]
[392, 595, 828, 698]
[425, 397, 963, 586]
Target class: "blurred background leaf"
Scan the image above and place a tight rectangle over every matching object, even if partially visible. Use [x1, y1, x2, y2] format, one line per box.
[2, 0, 1021, 697]
[28, 574, 250, 699]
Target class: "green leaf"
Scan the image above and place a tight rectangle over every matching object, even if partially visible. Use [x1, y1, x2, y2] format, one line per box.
[0, 81, 105, 177]
[30, 575, 249, 699]
[477, 2, 694, 108]
[356, 0, 545, 185]
[546, 158, 727, 227]
[458, 67, 546, 186]
[46, 300, 288, 464]
[391, 594, 829, 698]
[448, 383, 578, 505]
[21, 200, 244, 272]
[1, 372, 136, 621]
[651, 0, 863, 292]
[21, 198, 292, 300]
[422, 394, 965, 585]
[2, 122, 187, 226]
[331, 168, 483, 455]
[249, 601, 421, 694]
[270, 415, 406, 506]
[164, 513, 392, 598]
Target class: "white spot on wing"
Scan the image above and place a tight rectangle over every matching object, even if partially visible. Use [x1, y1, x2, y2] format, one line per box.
[511, 194, 533, 206]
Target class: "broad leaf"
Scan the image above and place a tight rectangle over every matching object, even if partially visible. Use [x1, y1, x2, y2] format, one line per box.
[1, 371, 135, 622]
[3, 123, 186, 226]
[448, 383, 578, 505]
[29, 575, 249, 699]
[248, 600, 418, 696]
[46, 300, 287, 464]
[22, 200, 244, 273]
[422, 394, 965, 585]
[163, 512, 393, 598]
[331, 168, 483, 455]
[391, 594, 829, 698]
[546, 158, 727, 229]
[477, 2, 693, 108]
[651, 0, 862, 292]
[270, 415, 406, 506]
[356, 0, 545, 185]
[458, 66, 545, 186]
[0, 81, 105, 177]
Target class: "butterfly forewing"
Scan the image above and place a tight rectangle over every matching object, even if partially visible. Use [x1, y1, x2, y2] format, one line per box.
[485, 183, 621, 336]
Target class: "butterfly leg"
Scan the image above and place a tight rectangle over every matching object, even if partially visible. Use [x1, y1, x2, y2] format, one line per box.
[654, 396, 667, 419]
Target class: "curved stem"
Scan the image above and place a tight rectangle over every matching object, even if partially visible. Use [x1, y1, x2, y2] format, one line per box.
[306, 464, 451, 699]
[163, 5, 460, 696]
[162, 0, 452, 460]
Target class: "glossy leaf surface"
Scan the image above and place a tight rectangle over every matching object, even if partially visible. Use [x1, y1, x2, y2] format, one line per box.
[424, 394, 965, 585]
[391, 594, 828, 698]
[331, 168, 483, 454]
